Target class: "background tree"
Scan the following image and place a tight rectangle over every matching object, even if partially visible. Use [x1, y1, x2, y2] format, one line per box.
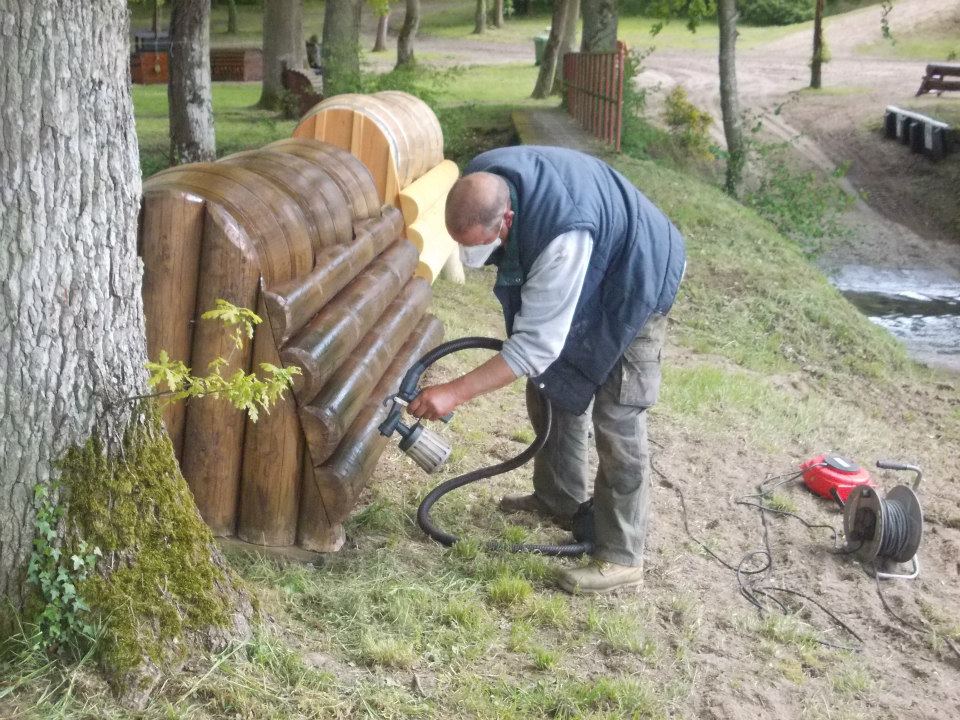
[493, 0, 506, 27]
[810, 0, 826, 89]
[1, 0, 250, 706]
[581, 0, 616, 51]
[533, 0, 571, 98]
[168, 0, 216, 164]
[323, 0, 363, 95]
[474, 0, 487, 33]
[717, 0, 744, 194]
[552, 0, 580, 94]
[259, 0, 306, 109]
[397, 0, 422, 67]
[225, 0, 239, 34]
[372, 0, 391, 52]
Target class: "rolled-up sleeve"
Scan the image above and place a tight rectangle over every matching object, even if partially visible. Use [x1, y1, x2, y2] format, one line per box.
[500, 230, 593, 377]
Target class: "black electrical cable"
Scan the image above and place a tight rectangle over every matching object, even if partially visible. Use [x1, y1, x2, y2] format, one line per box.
[658, 461, 863, 650]
[877, 497, 912, 561]
[405, 337, 592, 557]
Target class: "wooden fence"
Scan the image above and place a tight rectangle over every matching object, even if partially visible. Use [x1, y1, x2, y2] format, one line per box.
[562, 41, 627, 151]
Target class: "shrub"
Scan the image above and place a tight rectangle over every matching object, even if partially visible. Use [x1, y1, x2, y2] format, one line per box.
[740, 0, 814, 26]
[663, 86, 713, 158]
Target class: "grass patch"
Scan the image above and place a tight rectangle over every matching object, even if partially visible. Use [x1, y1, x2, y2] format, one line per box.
[587, 607, 658, 657]
[487, 573, 534, 608]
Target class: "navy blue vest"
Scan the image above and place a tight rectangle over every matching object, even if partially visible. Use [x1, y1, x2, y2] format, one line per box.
[465, 146, 685, 415]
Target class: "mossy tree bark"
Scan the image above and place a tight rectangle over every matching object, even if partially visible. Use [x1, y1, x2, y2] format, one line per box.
[718, 0, 745, 195]
[396, 0, 421, 68]
[493, 0, 505, 27]
[226, 0, 239, 34]
[532, 0, 570, 98]
[169, 0, 216, 165]
[259, 0, 306, 109]
[580, 0, 616, 52]
[0, 0, 251, 708]
[322, 0, 363, 96]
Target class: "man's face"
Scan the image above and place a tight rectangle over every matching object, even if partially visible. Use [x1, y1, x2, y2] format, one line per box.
[451, 215, 505, 248]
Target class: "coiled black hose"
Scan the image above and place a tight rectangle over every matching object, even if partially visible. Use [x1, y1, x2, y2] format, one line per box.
[401, 337, 592, 557]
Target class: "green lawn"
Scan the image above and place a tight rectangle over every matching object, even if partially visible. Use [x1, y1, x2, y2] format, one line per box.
[856, 10, 960, 60]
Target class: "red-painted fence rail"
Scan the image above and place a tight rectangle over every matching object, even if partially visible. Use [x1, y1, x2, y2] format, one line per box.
[562, 41, 627, 151]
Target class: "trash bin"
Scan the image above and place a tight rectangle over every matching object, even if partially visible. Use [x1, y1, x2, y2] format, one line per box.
[533, 31, 550, 66]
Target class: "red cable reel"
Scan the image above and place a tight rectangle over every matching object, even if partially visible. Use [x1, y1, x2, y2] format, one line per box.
[801, 453, 875, 503]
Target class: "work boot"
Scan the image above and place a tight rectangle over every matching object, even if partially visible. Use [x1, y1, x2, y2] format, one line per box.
[557, 560, 644, 595]
[498, 494, 572, 530]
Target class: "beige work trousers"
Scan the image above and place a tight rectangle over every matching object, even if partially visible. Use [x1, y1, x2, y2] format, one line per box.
[526, 312, 667, 566]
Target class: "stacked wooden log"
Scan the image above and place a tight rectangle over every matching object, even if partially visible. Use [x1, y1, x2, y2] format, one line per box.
[140, 137, 443, 553]
[294, 91, 464, 284]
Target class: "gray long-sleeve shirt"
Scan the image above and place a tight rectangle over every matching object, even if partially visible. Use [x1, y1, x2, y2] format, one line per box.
[500, 230, 594, 378]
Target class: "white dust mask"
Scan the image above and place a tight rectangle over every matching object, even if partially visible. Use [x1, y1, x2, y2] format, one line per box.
[459, 238, 502, 268]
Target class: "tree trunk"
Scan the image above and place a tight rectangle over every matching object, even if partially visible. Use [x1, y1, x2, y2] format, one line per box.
[552, 0, 580, 94]
[580, 0, 616, 52]
[227, 0, 239, 34]
[718, 0, 744, 195]
[1, 0, 250, 706]
[373, 10, 390, 52]
[153, 0, 162, 33]
[169, 0, 216, 165]
[533, 0, 569, 99]
[810, 0, 825, 89]
[494, 0, 505, 27]
[396, 0, 421, 68]
[474, 0, 486, 34]
[323, 0, 363, 96]
[260, 0, 306, 109]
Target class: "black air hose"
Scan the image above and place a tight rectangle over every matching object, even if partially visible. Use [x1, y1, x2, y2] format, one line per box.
[400, 337, 593, 557]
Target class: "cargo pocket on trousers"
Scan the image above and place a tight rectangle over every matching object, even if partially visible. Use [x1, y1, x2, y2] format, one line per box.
[619, 328, 664, 408]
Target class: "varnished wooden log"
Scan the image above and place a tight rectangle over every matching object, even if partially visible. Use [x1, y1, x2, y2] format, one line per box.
[281, 239, 418, 405]
[145, 164, 313, 284]
[266, 138, 380, 222]
[236, 297, 305, 547]
[262, 206, 404, 346]
[140, 189, 206, 458]
[178, 206, 260, 536]
[298, 449, 346, 552]
[218, 149, 354, 251]
[408, 200, 457, 284]
[297, 315, 444, 550]
[375, 91, 444, 177]
[300, 277, 431, 465]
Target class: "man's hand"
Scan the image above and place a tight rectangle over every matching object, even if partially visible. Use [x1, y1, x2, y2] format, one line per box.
[406, 353, 520, 422]
[407, 383, 462, 421]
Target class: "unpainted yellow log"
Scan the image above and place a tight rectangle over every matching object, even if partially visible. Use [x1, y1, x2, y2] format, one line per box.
[140, 189, 205, 459]
[398, 159, 460, 226]
[407, 201, 458, 284]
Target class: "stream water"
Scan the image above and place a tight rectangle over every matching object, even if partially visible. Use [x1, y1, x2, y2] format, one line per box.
[830, 265, 960, 373]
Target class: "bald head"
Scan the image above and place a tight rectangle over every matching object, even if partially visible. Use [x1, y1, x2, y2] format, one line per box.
[445, 172, 509, 237]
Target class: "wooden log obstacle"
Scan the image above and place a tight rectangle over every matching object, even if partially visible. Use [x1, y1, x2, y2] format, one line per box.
[916, 64, 960, 96]
[294, 91, 464, 284]
[141, 92, 466, 554]
[884, 106, 952, 160]
[141, 138, 444, 553]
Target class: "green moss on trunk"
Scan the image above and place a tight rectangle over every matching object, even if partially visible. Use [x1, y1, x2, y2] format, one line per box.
[58, 409, 235, 676]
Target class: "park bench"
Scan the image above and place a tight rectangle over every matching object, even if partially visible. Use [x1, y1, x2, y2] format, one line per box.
[916, 64, 960, 96]
[883, 105, 951, 160]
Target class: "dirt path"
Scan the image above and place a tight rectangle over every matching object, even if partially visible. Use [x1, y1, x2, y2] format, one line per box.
[636, 0, 960, 275]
